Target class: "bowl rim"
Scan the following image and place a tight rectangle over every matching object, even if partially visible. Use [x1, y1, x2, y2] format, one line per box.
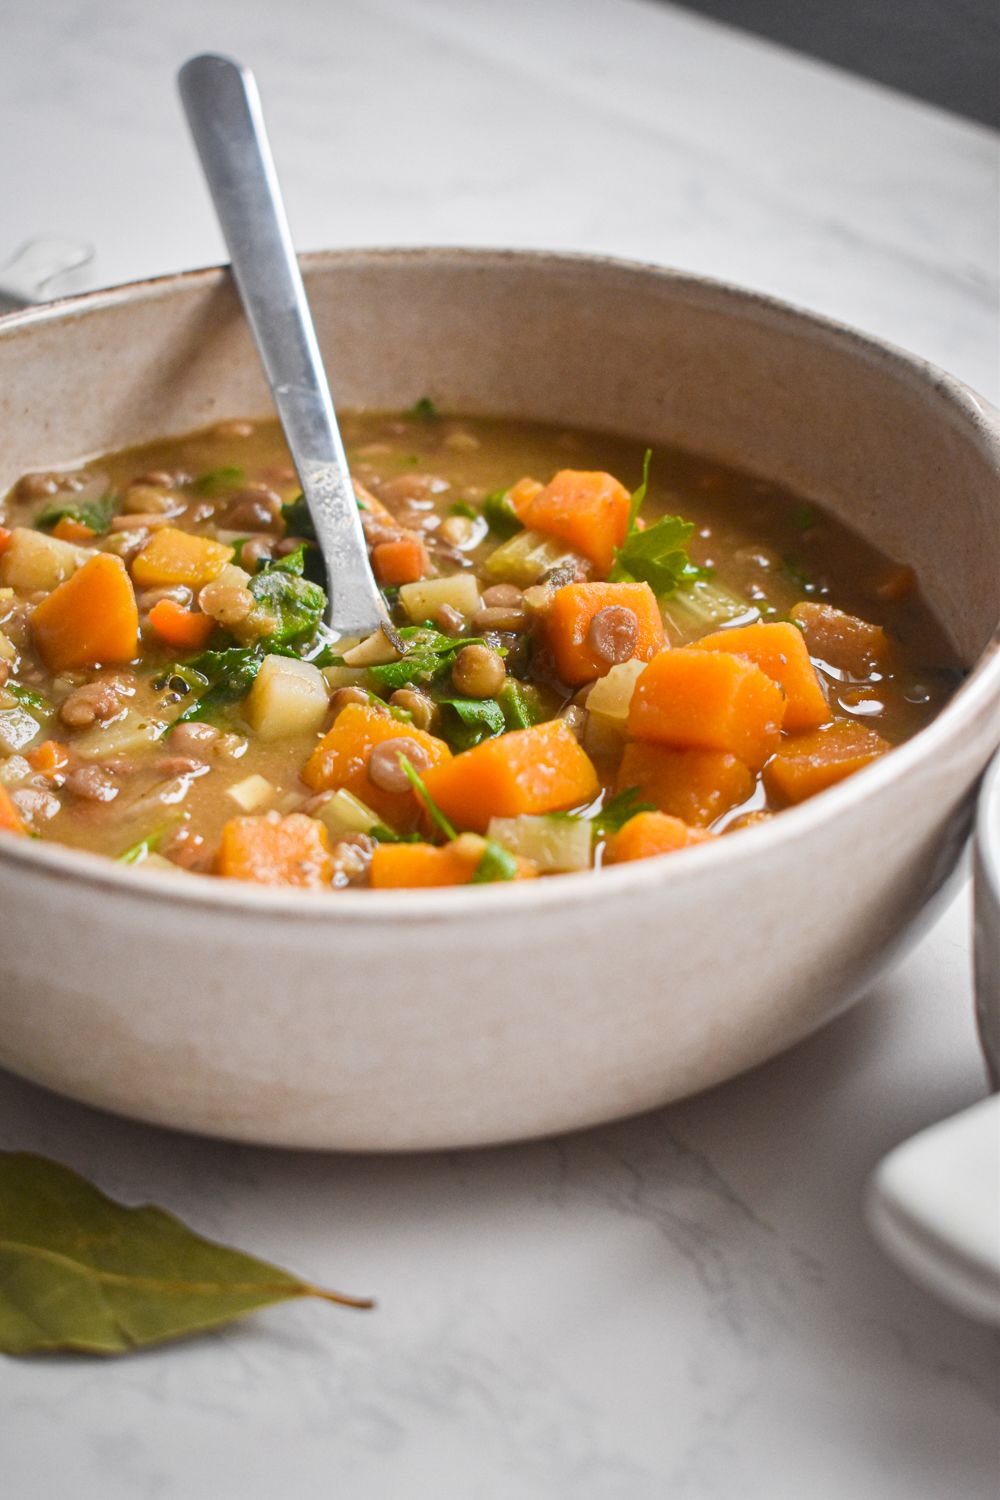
[2, 245, 999, 923]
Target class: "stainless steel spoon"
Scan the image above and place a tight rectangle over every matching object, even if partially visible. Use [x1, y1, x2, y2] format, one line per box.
[178, 53, 399, 647]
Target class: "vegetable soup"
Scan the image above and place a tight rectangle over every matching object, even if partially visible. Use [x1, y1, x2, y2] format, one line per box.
[0, 406, 961, 888]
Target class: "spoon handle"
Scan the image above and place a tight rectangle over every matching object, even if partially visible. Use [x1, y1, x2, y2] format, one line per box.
[177, 53, 391, 641]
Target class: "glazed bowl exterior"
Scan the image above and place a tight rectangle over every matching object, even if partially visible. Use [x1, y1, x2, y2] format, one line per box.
[1, 250, 998, 1150]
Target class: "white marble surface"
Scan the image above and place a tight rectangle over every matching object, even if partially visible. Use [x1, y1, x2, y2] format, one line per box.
[1, 1, 998, 1495]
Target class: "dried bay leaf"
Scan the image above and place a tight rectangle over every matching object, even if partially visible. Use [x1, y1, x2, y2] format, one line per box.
[0, 1152, 373, 1356]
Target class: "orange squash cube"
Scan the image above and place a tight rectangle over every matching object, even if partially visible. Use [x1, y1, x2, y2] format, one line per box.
[216, 812, 332, 887]
[763, 719, 891, 804]
[546, 581, 665, 685]
[302, 702, 452, 829]
[695, 621, 828, 732]
[607, 810, 713, 863]
[617, 741, 754, 827]
[422, 719, 600, 833]
[628, 648, 784, 771]
[31, 553, 138, 672]
[514, 470, 631, 574]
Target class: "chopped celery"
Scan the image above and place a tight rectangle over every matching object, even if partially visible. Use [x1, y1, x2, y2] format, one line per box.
[487, 814, 593, 873]
[662, 579, 758, 640]
[482, 529, 584, 587]
[318, 789, 382, 838]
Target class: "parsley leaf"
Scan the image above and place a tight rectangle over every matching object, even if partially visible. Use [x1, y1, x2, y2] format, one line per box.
[6, 683, 51, 715]
[437, 696, 505, 752]
[369, 823, 423, 845]
[610, 451, 703, 597]
[482, 490, 522, 539]
[591, 787, 656, 838]
[35, 494, 117, 535]
[470, 840, 519, 883]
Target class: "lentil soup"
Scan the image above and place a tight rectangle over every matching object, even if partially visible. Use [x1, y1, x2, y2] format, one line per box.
[0, 408, 961, 888]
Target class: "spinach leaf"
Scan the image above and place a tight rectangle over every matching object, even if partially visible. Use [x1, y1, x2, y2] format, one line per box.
[280, 492, 315, 540]
[498, 678, 544, 731]
[482, 489, 522, 539]
[470, 839, 519, 884]
[0, 1151, 372, 1356]
[437, 696, 505, 752]
[249, 551, 326, 646]
[35, 494, 117, 536]
[193, 466, 244, 497]
[368, 627, 486, 692]
[591, 786, 656, 837]
[170, 647, 264, 726]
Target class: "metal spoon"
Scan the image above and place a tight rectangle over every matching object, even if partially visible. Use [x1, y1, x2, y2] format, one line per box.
[177, 53, 400, 647]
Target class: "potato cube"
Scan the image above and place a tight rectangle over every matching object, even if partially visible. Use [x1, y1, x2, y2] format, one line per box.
[243, 654, 328, 741]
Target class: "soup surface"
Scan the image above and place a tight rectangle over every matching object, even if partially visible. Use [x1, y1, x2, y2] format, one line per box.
[0, 408, 961, 888]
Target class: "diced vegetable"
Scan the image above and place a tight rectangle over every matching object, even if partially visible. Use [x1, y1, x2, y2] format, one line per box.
[321, 663, 372, 691]
[398, 572, 483, 623]
[0, 707, 42, 754]
[695, 621, 828, 732]
[513, 470, 631, 573]
[545, 581, 665, 685]
[421, 719, 600, 832]
[316, 788, 382, 839]
[369, 840, 479, 888]
[28, 740, 70, 781]
[482, 528, 587, 587]
[247, 550, 326, 646]
[226, 773, 276, 812]
[584, 658, 647, 724]
[74, 713, 166, 761]
[243, 654, 328, 741]
[498, 678, 547, 730]
[131, 528, 234, 589]
[763, 720, 891, 804]
[301, 702, 452, 827]
[616, 742, 754, 827]
[790, 601, 890, 676]
[341, 630, 402, 667]
[51, 516, 96, 544]
[147, 598, 215, 652]
[372, 533, 430, 587]
[662, 578, 757, 640]
[628, 648, 784, 772]
[606, 810, 713, 862]
[487, 814, 593, 872]
[0, 784, 26, 835]
[31, 553, 138, 672]
[0, 527, 90, 593]
[0, 528, 11, 556]
[216, 811, 333, 887]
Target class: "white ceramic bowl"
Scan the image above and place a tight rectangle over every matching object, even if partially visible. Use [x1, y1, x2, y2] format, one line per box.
[2, 250, 999, 1150]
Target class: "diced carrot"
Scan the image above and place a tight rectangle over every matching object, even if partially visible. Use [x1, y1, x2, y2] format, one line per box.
[695, 621, 828, 733]
[30, 553, 138, 672]
[302, 702, 452, 828]
[354, 480, 395, 523]
[606, 810, 713, 863]
[628, 648, 785, 772]
[514, 470, 631, 574]
[51, 516, 96, 544]
[763, 720, 891, 804]
[422, 719, 600, 833]
[372, 532, 430, 587]
[147, 597, 216, 652]
[790, 602, 889, 676]
[28, 740, 71, 782]
[508, 476, 543, 512]
[370, 841, 480, 888]
[0, 527, 12, 557]
[0, 784, 26, 835]
[872, 564, 915, 603]
[131, 527, 234, 589]
[216, 811, 332, 887]
[617, 741, 754, 827]
[545, 581, 665, 685]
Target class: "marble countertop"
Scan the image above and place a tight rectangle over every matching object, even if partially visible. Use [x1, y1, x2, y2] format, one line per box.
[1, 1, 998, 1495]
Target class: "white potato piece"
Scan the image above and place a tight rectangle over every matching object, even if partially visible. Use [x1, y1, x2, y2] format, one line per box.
[0, 753, 34, 786]
[226, 773, 276, 812]
[243, 654, 328, 741]
[341, 630, 400, 667]
[0, 629, 17, 664]
[0, 528, 91, 592]
[321, 663, 371, 691]
[398, 573, 482, 623]
[74, 713, 166, 761]
[0, 706, 42, 754]
[317, 788, 381, 839]
[487, 814, 593, 873]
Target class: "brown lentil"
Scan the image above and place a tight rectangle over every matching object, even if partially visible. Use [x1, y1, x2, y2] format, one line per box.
[587, 605, 639, 665]
[471, 605, 529, 634]
[481, 583, 523, 608]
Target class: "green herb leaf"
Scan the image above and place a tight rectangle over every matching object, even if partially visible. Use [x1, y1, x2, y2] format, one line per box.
[193, 466, 244, 497]
[117, 830, 166, 865]
[35, 494, 117, 536]
[497, 678, 545, 731]
[280, 493, 315, 541]
[170, 647, 264, 726]
[470, 839, 519, 883]
[368, 627, 487, 692]
[0, 1152, 372, 1356]
[249, 554, 326, 646]
[397, 755, 457, 842]
[482, 490, 522, 539]
[611, 514, 700, 595]
[408, 395, 438, 422]
[591, 786, 656, 837]
[449, 499, 478, 519]
[437, 696, 505, 752]
[369, 823, 423, 845]
[6, 683, 51, 716]
[625, 448, 653, 532]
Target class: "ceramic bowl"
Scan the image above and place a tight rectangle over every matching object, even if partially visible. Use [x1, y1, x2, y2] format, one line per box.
[1, 250, 999, 1150]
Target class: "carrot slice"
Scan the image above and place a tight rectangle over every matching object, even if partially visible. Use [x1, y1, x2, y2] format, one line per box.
[302, 702, 452, 828]
[0, 527, 12, 557]
[628, 648, 784, 772]
[514, 470, 631, 574]
[372, 533, 430, 587]
[763, 720, 891, 804]
[545, 581, 665, 685]
[51, 516, 96, 544]
[0, 784, 26, 835]
[422, 719, 600, 833]
[617, 741, 754, 827]
[131, 527, 234, 589]
[695, 621, 828, 733]
[31, 553, 138, 672]
[607, 810, 713, 863]
[790, 602, 889, 676]
[216, 812, 332, 887]
[148, 598, 216, 652]
[28, 740, 71, 782]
